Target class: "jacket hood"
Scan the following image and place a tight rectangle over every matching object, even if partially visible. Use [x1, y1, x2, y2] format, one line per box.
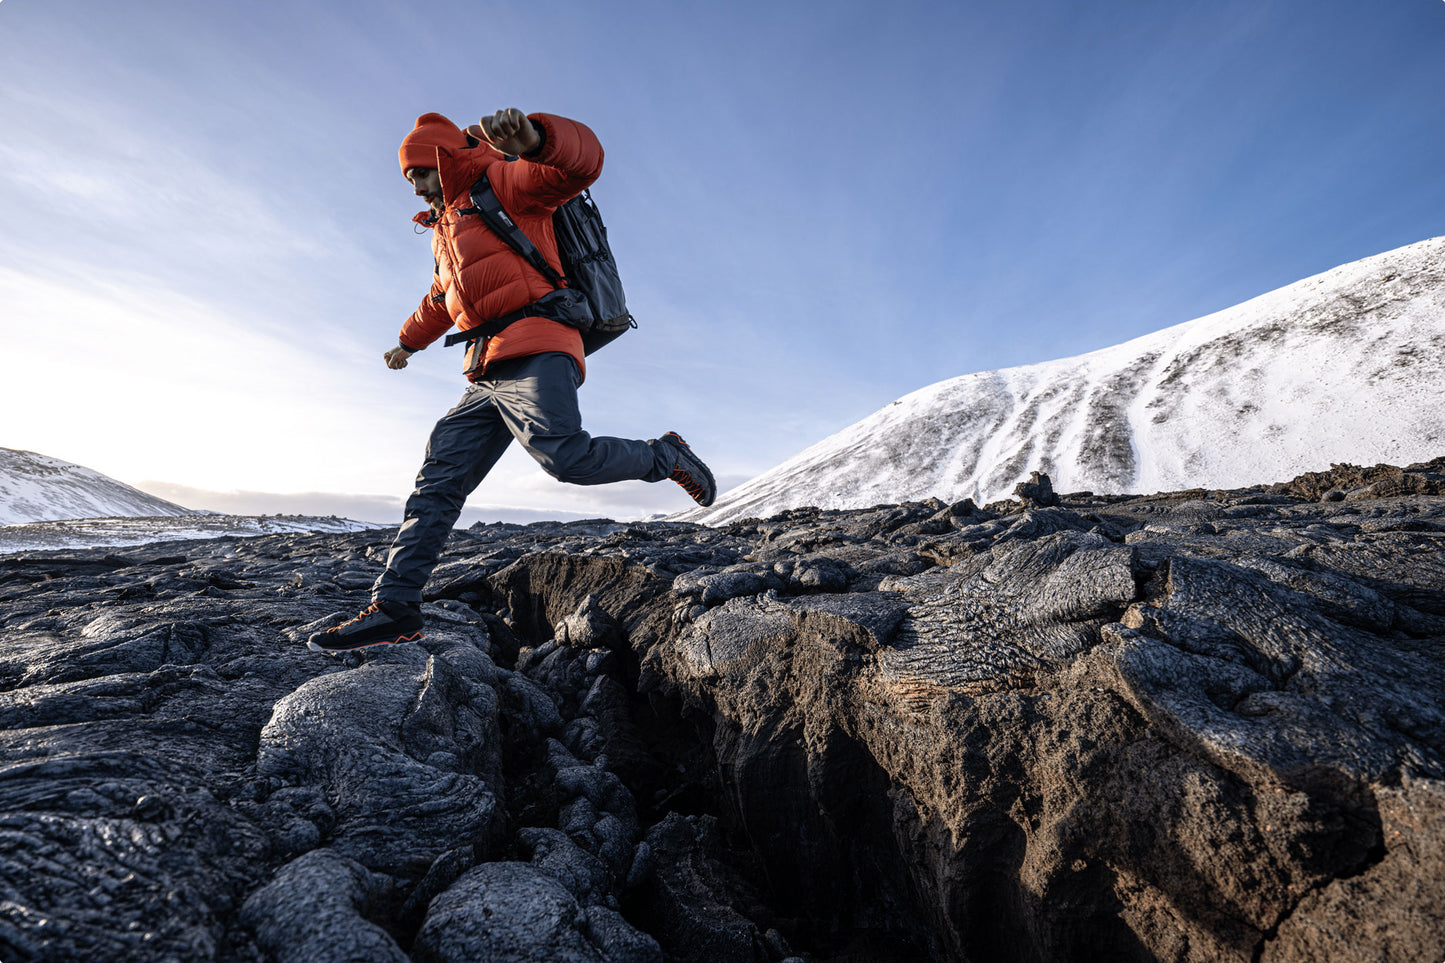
[410, 143, 506, 221]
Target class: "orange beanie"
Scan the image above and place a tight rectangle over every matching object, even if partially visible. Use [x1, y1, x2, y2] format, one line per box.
[399, 113, 468, 174]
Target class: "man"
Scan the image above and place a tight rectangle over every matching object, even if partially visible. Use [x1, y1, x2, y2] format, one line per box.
[308, 108, 715, 654]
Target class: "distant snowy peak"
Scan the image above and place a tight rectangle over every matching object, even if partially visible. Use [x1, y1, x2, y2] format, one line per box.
[684, 235, 1445, 525]
[0, 447, 198, 525]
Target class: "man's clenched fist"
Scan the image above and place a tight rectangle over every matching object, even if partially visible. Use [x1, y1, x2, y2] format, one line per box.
[384, 346, 413, 369]
[470, 108, 541, 156]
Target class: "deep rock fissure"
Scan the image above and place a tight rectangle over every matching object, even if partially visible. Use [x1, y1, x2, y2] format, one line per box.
[484, 595, 931, 962]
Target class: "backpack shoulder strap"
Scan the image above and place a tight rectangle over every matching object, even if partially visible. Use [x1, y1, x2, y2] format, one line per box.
[461, 175, 566, 289]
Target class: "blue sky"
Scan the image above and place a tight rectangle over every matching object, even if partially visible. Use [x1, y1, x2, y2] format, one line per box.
[2, 0, 1443, 523]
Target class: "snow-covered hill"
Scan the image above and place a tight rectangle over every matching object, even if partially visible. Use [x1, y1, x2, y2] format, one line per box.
[683, 236, 1445, 525]
[0, 447, 197, 524]
[0, 448, 383, 553]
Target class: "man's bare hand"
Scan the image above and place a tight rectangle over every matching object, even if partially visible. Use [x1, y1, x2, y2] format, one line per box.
[384, 346, 413, 370]
[470, 108, 541, 156]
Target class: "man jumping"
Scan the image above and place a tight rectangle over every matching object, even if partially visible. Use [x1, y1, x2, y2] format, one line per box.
[308, 108, 715, 654]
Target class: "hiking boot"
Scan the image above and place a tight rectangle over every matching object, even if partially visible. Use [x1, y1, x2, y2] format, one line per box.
[659, 431, 716, 507]
[307, 601, 424, 654]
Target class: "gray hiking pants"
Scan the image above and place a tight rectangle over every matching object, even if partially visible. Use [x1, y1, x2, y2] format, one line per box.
[373, 352, 672, 605]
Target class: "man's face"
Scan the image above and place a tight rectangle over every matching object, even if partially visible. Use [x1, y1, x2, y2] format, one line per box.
[406, 168, 444, 212]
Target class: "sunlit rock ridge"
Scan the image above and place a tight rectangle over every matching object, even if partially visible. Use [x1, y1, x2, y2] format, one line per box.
[683, 236, 1445, 525]
[0, 447, 196, 525]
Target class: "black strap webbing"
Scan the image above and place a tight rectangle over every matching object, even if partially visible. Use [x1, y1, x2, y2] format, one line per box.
[459, 175, 565, 288]
[441, 306, 531, 347]
[441, 289, 579, 347]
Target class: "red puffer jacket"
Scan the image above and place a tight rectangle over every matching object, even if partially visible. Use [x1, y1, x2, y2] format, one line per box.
[399, 113, 602, 381]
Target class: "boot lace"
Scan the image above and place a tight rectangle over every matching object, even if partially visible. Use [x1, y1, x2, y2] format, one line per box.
[670, 466, 708, 503]
[334, 603, 381, 630]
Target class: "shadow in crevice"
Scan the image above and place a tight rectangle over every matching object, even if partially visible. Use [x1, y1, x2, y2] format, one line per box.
[706, 715, 941, 961]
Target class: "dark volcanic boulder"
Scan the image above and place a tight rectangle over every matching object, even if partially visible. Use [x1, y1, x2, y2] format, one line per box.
[412, 861, 657, 963]
[254, 632, 503, 877]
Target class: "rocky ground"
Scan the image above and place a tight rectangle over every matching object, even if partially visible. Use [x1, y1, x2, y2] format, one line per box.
[0, 459, 1442, 962]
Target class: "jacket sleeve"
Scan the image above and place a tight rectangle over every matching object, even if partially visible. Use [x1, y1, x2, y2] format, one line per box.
[499, 113, 605, 216]
[399, 273, 453, 350]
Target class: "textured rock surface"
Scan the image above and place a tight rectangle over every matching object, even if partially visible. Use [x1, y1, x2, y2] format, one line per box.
[0, 460, 1442, 961]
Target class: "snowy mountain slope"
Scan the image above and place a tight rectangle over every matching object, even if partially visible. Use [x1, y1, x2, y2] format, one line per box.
[0, 448, 386, 552]
[0, 447, 198, 524]
[682, 236, 1445, 525]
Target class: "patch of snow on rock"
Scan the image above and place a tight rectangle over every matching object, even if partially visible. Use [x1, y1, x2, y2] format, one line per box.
[0, 514, 382, 554]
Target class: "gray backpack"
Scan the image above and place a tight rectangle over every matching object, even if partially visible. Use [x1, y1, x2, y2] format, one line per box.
[444, 175, 636, 357]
